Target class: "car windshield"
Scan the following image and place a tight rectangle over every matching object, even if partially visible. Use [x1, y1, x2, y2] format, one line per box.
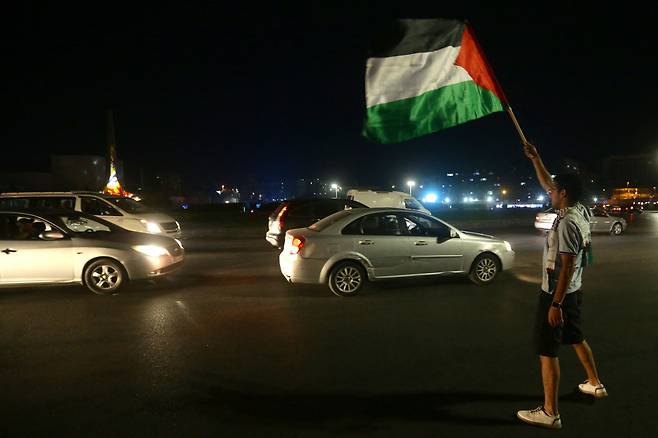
[104, 197, 152, 213]
[56, 215, 112, 234]
[309, 210, 352, 232]
[404, 198, 424, 210]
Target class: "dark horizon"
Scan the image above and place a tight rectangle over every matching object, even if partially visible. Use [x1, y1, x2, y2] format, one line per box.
[4, 3, 658, 190]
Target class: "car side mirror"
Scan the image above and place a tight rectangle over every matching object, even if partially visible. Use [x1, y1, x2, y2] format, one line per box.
[450, 229, 459, 238]
[40, 231, 66, 240]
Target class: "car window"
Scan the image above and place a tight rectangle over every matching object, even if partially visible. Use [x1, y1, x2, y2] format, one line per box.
[360, 213, 403, 236]
[0, 214, 53, 240]
[403, 214, 451, 237]
[309, 210, 352, 232]
[0, 197, 76, 210]
[58, 215, 111, 233]
[342, 217, 363, 235]
[80, 197, 122, 216]
[404, 198, 424, 210]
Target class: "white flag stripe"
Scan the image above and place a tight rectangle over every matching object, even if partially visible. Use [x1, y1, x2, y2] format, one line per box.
[365, 45, 473, 108]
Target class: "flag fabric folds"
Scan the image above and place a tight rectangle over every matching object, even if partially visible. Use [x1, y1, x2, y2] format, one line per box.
[363, 19, 507, 144]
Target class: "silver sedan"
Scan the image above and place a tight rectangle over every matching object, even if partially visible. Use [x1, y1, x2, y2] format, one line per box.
[279, 208, 515, 296]
[0, 211, 184, 294]
[534, 207, 627, 235]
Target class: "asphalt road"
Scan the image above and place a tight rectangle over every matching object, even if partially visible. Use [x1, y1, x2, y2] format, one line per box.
[2, 212, 657, 437]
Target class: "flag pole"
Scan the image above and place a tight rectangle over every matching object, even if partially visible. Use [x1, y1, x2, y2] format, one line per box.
[466, 21, 528, 144]
[505, 106, 527, 144]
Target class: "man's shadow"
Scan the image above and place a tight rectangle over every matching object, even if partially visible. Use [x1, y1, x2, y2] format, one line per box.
[184, 383, 597, 429]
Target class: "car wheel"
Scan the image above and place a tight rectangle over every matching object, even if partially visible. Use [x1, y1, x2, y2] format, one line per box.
[469, 253, 500, 285]
[84, 258, 126, 295]
[328, 261, 366, 297]
[611, 222, 623, 236]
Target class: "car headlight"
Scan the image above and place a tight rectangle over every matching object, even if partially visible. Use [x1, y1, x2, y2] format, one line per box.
[140, 220, 163, 234]
[504, 241, 512, 252]
[133, 245, 170, 257]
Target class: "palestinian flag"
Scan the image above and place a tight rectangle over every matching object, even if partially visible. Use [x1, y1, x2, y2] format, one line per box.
[363, 19, 507, 144]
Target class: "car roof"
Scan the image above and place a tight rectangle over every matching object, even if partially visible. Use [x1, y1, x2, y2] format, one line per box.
[330, 207, 433, 220]
[0, 191, 105, 197]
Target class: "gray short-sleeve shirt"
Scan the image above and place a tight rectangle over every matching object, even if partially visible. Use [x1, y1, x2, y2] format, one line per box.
[542, 214, 584, 294]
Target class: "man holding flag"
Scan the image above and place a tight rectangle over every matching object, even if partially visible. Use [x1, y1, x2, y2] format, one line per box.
[363, 18, 607, 430]
[515, 141, 607, 430]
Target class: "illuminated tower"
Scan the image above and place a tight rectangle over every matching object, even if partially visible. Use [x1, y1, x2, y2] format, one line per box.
[104, 110, 124, 195]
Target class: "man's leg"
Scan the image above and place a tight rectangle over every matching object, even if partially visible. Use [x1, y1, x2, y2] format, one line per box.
[540, 355, 560, 416]
[572, 340, 601, 386]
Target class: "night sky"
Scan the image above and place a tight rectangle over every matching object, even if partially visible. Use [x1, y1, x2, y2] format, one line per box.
[4, 3, 658, 189]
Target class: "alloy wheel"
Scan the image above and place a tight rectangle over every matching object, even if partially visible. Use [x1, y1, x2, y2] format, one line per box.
[334, 266, 362, 294]
[475, 257, 497, 282]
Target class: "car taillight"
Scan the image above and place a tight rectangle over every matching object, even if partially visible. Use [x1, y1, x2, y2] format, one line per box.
[290, 236, 305, 255]
[273, 205, 288, 232]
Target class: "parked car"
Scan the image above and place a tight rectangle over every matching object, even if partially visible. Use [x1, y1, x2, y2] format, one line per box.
[266, 198, 367, 248]
[0, 192, 181, 238]
[0, 210, 184, 294]
[279, 208, 515, 296]
[534, 208, 557, 231]
[346, 189, 431, 215]
[608, 204, 642, 217]
[590, 208, 627, 235]
[534, 207, 626, 235]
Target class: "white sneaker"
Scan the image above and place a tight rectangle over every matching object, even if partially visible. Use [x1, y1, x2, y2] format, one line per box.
[516, 406, 562, 429]
[578, 380, 608, 398]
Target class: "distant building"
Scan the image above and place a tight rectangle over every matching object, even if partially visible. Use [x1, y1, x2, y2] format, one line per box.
[610, 187, 655, 203]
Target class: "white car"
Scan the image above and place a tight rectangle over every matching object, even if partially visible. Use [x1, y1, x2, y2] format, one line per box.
[534, 207, 626, 235]
[279, 208, 514, 296]
[0, 211, 184, 294]
[0, 192, 181, 238]
[346, 189, 431, 215]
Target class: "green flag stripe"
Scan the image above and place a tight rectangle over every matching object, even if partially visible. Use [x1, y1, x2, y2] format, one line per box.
[363, 81, 503, 144]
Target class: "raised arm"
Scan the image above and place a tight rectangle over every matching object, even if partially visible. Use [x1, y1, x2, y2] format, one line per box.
[523, 142, 557, 193]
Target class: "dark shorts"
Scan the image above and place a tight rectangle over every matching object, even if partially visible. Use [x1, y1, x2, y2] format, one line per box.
[534, 290, 584, 357]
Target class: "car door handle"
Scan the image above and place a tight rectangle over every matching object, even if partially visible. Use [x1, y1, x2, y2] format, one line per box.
[414, 241, 428, 246]
[358, 240, 374, 245]
[2, 248, 17, 254]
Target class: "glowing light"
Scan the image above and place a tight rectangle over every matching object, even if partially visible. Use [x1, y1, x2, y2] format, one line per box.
[140, 220, 163, 234]
[502, 189, 508, 195]
[537, 195, 545, 202]
[423, 193, 438, 203]
[444, 197, 451, 204]
[133, 245, 169, 257]
[331, 183, 339, 198]
[486, 196, 494, 203]
[407, 180, 416, 195]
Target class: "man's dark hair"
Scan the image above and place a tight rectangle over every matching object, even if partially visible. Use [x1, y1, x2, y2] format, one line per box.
[554, 173, 583, 205]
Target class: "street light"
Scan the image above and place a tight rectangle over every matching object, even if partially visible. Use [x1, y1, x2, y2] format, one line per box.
[407, 180, 416, 195]
[331, 183, 339, 199]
